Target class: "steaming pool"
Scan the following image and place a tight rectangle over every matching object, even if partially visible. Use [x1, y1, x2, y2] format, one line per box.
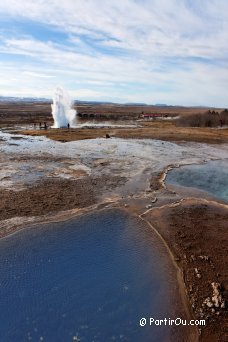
[0, 209, 184, 341]
[166, 159, 228, 202]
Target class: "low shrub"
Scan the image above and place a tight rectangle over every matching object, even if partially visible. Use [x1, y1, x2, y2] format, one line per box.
[176, 109, 228, 127]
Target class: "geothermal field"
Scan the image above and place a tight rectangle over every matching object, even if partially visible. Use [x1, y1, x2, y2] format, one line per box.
[0, 96, 228, 341]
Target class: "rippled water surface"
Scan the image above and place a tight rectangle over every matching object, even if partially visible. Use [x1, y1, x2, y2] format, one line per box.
[0, 210, 178, 341]
[166, 160, 228, 202]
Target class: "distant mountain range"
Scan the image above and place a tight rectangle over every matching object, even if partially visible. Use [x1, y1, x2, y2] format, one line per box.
[0, 96, 219, 109]
[0, 96, 51, 103]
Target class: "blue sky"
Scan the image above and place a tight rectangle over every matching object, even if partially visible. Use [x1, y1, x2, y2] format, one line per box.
[0, 0, 227, 106]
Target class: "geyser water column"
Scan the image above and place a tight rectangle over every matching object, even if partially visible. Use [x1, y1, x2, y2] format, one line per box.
[51, 87, 77, 128]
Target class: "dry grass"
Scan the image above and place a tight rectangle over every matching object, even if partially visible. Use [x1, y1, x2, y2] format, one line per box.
[1, 101, 228, 144]
[17, 120, 228, 144]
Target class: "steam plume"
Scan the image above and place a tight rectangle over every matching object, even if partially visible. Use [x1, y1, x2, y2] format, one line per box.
[51, 87, 76, 128]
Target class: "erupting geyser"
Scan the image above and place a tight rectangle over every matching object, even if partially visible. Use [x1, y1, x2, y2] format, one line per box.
[51, 87, 76, 128]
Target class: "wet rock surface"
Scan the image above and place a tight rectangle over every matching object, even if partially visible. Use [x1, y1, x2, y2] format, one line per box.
[143, 200, 228, 341]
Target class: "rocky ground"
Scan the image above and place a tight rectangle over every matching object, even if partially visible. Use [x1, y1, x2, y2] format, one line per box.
[0, 176, 126, 223]
[142, 199, 228, 341]
[0, 121, 228, 341]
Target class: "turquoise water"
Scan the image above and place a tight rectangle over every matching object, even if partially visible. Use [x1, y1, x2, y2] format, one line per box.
[0, 210, 176, 341]
[166, 160, 228, 202]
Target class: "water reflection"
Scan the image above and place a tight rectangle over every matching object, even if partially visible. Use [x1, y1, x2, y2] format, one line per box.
[166, 160, 228, 202]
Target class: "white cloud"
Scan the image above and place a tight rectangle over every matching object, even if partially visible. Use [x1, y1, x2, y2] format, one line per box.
[22, 71, 55, 78]
[0, 0, 227, 106]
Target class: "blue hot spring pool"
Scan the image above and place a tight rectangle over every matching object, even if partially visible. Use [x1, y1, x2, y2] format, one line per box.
[166, 160, 228, 202]
[0, 210, 181, 341]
